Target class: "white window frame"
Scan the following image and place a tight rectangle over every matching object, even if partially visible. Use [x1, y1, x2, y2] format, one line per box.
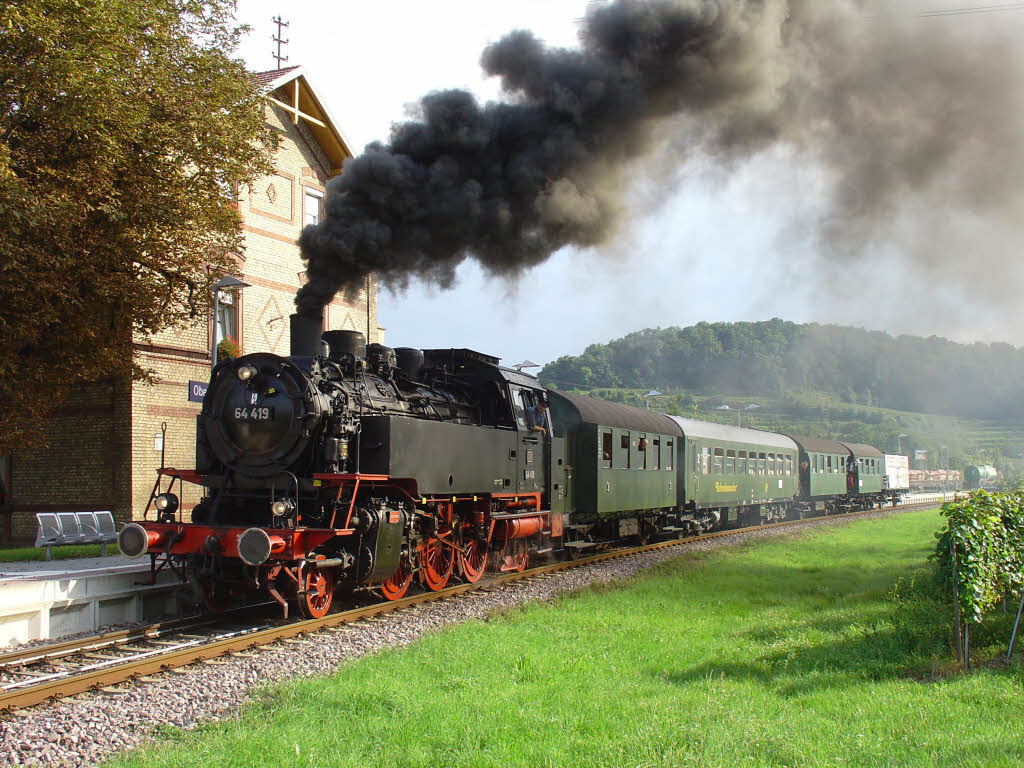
[304, 187, 324, 227]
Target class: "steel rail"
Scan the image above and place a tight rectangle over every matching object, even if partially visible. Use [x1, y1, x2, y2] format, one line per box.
[0, 498, 943, 712]
[0, 618, 213, 671]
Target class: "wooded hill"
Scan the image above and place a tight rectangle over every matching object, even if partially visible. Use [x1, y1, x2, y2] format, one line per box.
[538, 319, 1023, 422]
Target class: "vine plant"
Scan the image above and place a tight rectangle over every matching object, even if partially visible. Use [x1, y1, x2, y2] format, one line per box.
[933, 490, 1024, 665]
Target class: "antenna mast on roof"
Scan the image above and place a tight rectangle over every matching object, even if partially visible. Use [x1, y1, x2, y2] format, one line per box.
[272, 16, 289, 70]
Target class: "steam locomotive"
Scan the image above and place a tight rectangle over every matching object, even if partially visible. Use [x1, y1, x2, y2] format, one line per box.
[119, 315, 906, 618]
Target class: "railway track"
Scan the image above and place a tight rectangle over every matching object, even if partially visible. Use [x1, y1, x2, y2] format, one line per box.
[0, 498, 946, 713]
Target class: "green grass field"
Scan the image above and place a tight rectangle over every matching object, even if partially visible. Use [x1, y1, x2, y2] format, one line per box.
[111, 510, 1024, 768]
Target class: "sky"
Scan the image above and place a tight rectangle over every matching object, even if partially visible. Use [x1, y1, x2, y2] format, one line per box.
[233, 0, 1024, 368]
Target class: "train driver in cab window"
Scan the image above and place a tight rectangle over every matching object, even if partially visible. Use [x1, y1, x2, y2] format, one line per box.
[525, 398, 549, 437]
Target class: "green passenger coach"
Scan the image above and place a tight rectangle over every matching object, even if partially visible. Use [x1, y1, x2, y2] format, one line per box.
[839, 441, 884, 497]
[547, 392, 681, 525]
[665, 416, 799, 528]
[787, 435, 858, 514]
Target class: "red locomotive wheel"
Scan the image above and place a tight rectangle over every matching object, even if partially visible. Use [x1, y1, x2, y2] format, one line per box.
[379, 555, 413, 601]
[459, 532, 487, 583]
[421, 536, 454, 591]
[298, 568, 334, 619]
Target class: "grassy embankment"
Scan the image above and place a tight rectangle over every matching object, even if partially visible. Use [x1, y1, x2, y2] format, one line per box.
[112, 509, 1024, 768]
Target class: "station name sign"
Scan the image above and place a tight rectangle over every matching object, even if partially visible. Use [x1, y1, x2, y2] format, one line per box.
[188, 380, 208, 403]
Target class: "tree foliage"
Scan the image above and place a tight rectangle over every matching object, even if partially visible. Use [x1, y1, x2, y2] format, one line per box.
[540, 320, 1024, 421]
[0, 0, 275, 451]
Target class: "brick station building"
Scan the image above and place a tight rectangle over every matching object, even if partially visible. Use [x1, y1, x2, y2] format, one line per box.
[1, 67, 379, 544]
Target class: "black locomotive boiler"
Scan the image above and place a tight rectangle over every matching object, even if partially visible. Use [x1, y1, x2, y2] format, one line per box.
[120, 315, 904, 617]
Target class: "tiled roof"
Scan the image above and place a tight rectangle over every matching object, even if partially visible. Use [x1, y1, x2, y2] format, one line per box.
[252, 66, 300, 90]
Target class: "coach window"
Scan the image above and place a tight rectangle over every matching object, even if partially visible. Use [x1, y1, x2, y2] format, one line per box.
[618, 433, 630, 469]
[712, 448, 724, 474]
[638, 435, 648, 470]
[701, 447, 710, 475]
[785, 455, 793, 475]
[304, 187, 324, 227]
[738, 451, 747, 475]
[665, 440, 673, 471]
[756, 452, 765, 475]
[601, 432, 612, 468]
[653, 439, 661, 470]
[726, 449, 736, 474]
[767, 453, 775, 475]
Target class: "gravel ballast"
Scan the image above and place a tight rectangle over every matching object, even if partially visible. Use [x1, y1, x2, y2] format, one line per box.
[0, 510, 907, 767]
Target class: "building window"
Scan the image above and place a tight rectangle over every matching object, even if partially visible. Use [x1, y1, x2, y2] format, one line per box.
[304, 188, 324, 227]
[0, 456, 9, 506]
[216, 289, 239, 350]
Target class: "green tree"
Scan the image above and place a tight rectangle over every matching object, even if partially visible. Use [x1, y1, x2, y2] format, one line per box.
[0, 0, 276, 451]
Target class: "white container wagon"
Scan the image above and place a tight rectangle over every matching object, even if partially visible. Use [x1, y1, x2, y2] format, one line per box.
[882, 454, 910, 504]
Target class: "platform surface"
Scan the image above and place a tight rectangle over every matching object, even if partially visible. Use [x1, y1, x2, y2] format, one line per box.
[0, 555, 152, 584]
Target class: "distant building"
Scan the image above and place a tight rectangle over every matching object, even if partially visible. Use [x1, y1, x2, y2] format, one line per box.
[2, 67, 376, 543]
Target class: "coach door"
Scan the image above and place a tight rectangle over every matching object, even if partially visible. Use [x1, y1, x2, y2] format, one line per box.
[510, 386, 547, 496]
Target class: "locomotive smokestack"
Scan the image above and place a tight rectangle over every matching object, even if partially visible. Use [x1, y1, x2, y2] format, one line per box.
[289, 313, 323, 357]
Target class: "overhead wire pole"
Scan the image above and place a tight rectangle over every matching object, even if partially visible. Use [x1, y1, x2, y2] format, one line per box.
[272, 16, 289, 70]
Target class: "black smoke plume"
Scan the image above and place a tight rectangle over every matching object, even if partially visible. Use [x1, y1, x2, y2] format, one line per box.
[298, 0, 1024, 324]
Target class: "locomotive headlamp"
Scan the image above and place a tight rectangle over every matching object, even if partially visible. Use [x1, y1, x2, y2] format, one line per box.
[237, 364, 257, 382]
[272, 498, 296, 518]
[153, 493, 179, 516]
